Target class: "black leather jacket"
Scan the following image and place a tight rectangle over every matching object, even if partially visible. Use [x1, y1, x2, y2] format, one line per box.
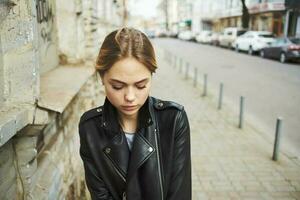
[78, 96, 191, 200]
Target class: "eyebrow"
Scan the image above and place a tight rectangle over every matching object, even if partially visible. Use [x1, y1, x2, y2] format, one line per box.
[109, 78, 149, 84]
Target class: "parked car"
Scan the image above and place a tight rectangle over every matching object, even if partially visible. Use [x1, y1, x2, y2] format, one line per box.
[210, 32, 221, 46]
[169, 31, 178, 38]
[155, 30, 168, 38]
[144, 30, 156, 38]
[260, 37, 300, 63]
[195, 30, 212, 44]
[233, 31, 276, 55]
[219, 27, 247, 48]
[178, 30, 194, 41]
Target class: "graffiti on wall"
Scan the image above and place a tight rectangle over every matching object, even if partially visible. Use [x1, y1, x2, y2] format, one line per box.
[36, 0, 53, 23]
[36, 0, 54, 43]
[36, 0, 58, 72]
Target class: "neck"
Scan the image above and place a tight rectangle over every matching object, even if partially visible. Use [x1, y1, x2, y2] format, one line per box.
[118, 112, 138, 133]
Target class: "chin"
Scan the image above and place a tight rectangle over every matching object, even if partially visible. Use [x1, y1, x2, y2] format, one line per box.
[122, 109, 138, 115]
[119, 106, 140, 117]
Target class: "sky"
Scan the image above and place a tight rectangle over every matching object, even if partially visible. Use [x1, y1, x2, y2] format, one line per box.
[128, 0, 160, 19]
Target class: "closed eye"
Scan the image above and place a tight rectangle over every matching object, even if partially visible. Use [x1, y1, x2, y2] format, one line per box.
[137, 85, 146, 89]
[112, 85, 123, 90]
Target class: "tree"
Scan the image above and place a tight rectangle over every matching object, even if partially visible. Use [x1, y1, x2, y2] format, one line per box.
[158, 0, 169, 31]
[241, 0, 249, 29]
[163, 0, 169, 31]
[122, 0, 128, 26]
[285, 0, 300, 8]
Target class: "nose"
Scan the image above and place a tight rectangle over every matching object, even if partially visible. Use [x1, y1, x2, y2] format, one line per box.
[124, 87, 136, 102]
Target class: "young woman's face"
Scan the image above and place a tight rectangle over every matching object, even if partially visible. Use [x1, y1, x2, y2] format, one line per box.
[101, 57, 152, 119]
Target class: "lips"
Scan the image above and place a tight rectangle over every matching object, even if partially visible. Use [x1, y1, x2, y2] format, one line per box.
[122, 105, 137, 111]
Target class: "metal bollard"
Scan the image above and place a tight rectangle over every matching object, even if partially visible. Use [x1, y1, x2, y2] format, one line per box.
[166, 50, 168, 61]
[167, 51, 170, 63]
[174, 55, 177, 69]
[202, 74, 207, 97]
[164, 49, 167, 61]
[272, 118, 283, 161]
[193, 67, 198, 87]
[179, 58, 183, 73]
[185, 62, 189, 79]
[218, 83, 224, 110]
[238, 96, 245, 129]
[166, 50, 168, 62]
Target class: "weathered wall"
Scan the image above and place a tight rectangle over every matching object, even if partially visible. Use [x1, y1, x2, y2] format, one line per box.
[36, 0, 59, 74]
[0, 0, 39, 105]
[0, 36, 4, 103]
[55, 0, 86, 64]
[0, 74, 103, 200]
[0, 0, 124, 199]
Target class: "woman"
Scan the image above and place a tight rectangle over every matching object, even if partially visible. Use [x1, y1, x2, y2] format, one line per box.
[78, 27, 191, 200]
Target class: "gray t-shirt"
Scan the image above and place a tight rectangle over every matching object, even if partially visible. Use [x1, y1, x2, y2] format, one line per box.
[124, 132, 135, 151]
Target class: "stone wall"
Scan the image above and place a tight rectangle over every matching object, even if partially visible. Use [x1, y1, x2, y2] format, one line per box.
[0, 0, 124, 199]
[0, 0, 39, 105]
[36, 0, 59, 74]
[0, 74, 104, 200]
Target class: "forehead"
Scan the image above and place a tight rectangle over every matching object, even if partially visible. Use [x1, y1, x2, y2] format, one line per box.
[104, 57, 151, 82]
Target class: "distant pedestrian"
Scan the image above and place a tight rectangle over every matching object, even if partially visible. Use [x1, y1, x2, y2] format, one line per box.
[78, 27, 191, 200]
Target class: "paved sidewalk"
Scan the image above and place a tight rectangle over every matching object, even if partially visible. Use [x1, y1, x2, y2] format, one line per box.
[151, 47, 300, 199]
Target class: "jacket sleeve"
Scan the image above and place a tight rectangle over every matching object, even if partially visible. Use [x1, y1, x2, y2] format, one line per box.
[166, 109, 191, 200]
[79, 122, 114, 200]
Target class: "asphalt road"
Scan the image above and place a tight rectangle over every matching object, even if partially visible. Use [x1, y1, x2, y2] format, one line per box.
[153, 38, 300, 157]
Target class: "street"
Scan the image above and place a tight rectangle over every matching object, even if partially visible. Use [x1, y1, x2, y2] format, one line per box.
[2, 0, 299, 198]
[153, 38, 300, 157]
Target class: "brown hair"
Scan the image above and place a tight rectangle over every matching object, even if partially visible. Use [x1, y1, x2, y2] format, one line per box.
[96, 27, 157, 77]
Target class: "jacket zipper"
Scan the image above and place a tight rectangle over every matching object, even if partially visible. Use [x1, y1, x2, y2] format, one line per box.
[105, 155, 127, 199]
[154, 128, 164, 200]
[112, 164, 126, 182]
[104, 153, 126, 183]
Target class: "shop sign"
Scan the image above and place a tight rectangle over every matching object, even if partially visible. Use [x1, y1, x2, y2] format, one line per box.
[249, 3, 285, 14]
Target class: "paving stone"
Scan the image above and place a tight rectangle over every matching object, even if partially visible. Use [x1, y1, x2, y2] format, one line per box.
[152, 48, 300, 198]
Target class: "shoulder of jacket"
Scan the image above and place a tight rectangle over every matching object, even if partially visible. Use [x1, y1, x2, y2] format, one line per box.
[79, 106, 103, 124]
[152, 97, 184, 111]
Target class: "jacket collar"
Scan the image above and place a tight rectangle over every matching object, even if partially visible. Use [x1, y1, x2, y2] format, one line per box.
[101, 96, 154, 134]
[101, 96, 157, 182]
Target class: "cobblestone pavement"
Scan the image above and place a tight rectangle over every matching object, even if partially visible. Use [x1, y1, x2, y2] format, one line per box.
[151, 47, 300, 199]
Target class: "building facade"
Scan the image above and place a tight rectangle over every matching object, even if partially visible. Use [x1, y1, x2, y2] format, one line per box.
[193, 0, 286, 36]
[285, 0, 300, 37]
[155, 0, 299, 37]
[156, 0, 193, 34]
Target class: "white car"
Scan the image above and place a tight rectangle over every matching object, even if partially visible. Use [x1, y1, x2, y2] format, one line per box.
[209, 32, 221, 46]
[233, 31, 276, 55]
[178, 30, 194, 41]
[219, 27, 247, 48]
[195, 31, 212, 44]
